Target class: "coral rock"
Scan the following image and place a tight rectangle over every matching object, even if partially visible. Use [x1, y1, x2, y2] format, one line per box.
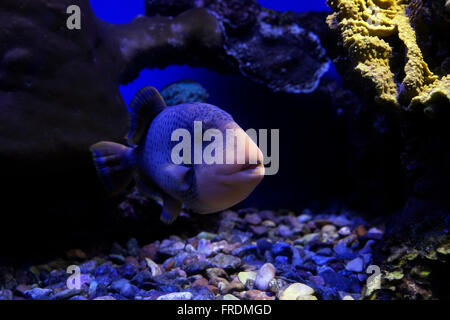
[327, 0, 449, 110]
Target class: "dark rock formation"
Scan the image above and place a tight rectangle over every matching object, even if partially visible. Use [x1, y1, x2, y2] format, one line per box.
[0, 0, 333, 257]
[0, 0, 129, 256]
[120, 0, 330, 93]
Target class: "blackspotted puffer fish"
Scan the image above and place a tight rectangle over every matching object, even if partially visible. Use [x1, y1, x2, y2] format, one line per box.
[90, 87, 264, 224]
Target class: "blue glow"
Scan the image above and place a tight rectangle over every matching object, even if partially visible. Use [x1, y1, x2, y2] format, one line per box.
[257, 0, 330, 12]
[90, 0, 144, 24]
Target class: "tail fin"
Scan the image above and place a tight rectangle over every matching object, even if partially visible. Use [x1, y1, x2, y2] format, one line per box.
[89, 141, 136, 196]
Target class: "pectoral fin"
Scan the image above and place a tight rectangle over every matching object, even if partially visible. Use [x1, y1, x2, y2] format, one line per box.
[164, 164, 193, 194]
[160, 194, 182, 225]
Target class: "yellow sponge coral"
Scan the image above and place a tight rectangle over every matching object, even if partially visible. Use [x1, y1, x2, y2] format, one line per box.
[327, 0, 449, 112]
[410, 75, 450, 112]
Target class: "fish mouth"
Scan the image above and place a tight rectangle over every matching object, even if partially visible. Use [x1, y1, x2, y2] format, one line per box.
[239, 160, 265, 175]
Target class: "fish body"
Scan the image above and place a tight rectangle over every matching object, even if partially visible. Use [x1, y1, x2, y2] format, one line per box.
[90, 87, 264, 224]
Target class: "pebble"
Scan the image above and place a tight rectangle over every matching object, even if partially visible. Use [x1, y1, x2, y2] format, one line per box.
[197, 232, 217, 240]
[93, 296, 116, 300]
[238, 271, 256, 288]
[338, 234, 357, 247]
[210, 277, 229, 289]
[232, 244, 258, 257]
[183, 260, 210, 275]
[245, 213, 262, 225]
[24, 288, 52, 300]
[221, 277, 245, 294]
[210, 254, 242, 271]
[242, 290, 275, 300]
[278, 225, 293, 237]
[318, 269, 353, 292]
[80, 260, 97, 273]
[312, 255, 334, 265]
[223, 294, 240, 300]
[309, 275, 325, 286]
[1, 208, 383, 301]
[334, 243, 357, 259]
[321, 225, 337, 233]
[359, 240, 375, 254]
[274, 256, 289, 265]
[271, 242, 292, 257]
[297, 213, 312, 223]
[354, 225, 368, 237]
[314, 219, 333, 228]
[338, 226, 351, 236]
[52, 289, 82, 300]
[297, 295, 318, 300]
[254, 263, 276, 291]
[345, 258, 364, 273]
[159, 240, 185, 256]
[185, 244, 196, 253]
[258, 210, 276, 221]
[191, 277, 208, 286]
[256, 239, 273, 253]
[295, 233, 320, 245]
[192, 278, 218, 295]
[267, 278, 286, 294]
[116, 263, 138, 279]
[140, 242, 158, 260]
[262, 220, 276, 228]
[15, 284, 30, 296]
[332, 215, 353, 227]
[316, 247, 333, 256]
[0, 289, 13, 300]
[250, 225, 268, 235]
[197, 239, 214, 256]
[279, 283, 315, 300]
[365, 227, 384, 240]
[145, 258, 162, 276]
[125, 256, 139, 267]
[206, 268, 228, 280]
[157, 292, 193, 300]
[186, 286, 215, 300]
[93, 265, 119, 286]
[131, 270, 152, 287]
[109, 254, 126, 264]
[70, 295, 88, 300]
[111, 279, 139, 298]
[361, 253, 372, 265]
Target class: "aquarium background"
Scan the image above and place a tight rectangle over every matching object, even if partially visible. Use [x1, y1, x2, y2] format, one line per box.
[89, 0, 348, 213]
[0, 0, 448, 301]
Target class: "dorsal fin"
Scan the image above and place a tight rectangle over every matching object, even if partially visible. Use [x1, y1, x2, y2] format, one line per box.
[126, 86, 167, 145]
